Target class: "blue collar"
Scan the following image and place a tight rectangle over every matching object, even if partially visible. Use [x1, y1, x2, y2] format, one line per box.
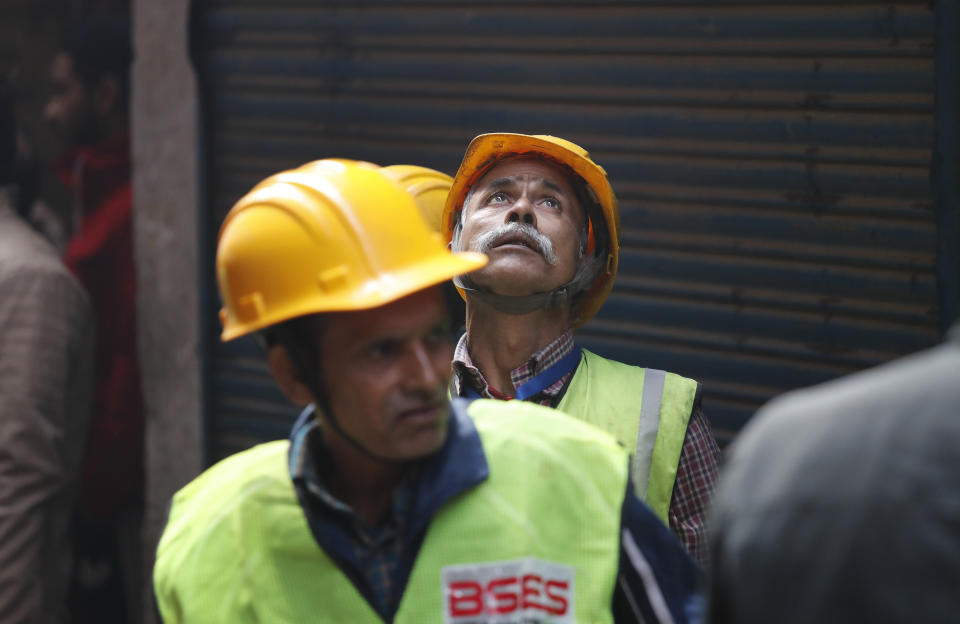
[289, 400, 488, 517]
[288, 398, 489, 556]
[287, 400, 488, 620]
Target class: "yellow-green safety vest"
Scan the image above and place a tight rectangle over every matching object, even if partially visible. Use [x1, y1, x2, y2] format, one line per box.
[557, 349, 697, 524]
[154, 399, 627, 623]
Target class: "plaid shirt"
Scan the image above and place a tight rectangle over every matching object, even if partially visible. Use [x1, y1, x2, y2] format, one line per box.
[452, 330, 577, 403]
[452, 330, 721, 564]
[288, 414, 415, 617]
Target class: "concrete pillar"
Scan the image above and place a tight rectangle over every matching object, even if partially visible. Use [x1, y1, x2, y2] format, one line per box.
[131, 0, 203, 620]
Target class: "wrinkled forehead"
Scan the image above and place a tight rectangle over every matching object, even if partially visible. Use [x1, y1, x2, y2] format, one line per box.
[471, 154, 579, 199]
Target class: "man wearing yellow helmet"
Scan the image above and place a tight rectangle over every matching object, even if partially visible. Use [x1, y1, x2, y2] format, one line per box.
[153, 160, 702, 623]
[442, 134, 721, 563]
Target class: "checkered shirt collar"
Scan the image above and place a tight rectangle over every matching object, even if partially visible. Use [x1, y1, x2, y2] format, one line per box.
[451, 329, 575, 399]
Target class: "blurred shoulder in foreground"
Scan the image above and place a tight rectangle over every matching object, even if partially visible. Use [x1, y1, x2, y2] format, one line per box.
[709, 323, 960, 624]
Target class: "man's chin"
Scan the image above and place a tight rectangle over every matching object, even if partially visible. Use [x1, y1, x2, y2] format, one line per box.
[468, 267, 552, 297]
[389, 427, 448, 461]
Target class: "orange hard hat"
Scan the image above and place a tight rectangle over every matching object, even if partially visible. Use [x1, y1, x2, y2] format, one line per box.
[441, 133, 619, 326]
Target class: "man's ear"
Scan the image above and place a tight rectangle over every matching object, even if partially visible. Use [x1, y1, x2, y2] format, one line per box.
[93, 75, 120, 116]
[266, 345, 313, 407]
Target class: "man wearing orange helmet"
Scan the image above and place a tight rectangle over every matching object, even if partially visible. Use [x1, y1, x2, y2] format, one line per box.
[443, 134, 721, 563]
[153, 160, 702, 623]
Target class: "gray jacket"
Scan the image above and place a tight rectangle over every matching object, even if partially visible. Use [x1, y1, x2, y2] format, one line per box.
[709, 323, 960, 624]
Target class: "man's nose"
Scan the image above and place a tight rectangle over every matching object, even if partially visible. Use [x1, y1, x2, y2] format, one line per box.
[406, 341, 442, 391]
[505, 197, 536, 227]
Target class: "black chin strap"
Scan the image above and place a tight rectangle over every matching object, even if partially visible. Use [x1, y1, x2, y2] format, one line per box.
[319, 405, 405, 466]
[454, 273, 591, 315]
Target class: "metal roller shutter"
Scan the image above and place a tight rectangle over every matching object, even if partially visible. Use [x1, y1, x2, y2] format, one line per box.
[193, 1, 948, 460]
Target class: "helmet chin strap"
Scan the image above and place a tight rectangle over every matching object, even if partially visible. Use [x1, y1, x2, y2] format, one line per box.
[455, 271, 594, 316]
[316, 403, 407, 466]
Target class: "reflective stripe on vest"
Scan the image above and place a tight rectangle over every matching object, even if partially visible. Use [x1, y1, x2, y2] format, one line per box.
[154, 400, 626, 623]
[556, 349, 697, 524]
[635, 368, 666, 502]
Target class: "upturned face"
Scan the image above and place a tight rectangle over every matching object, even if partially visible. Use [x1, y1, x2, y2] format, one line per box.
[457, 156, 584, 297]
[317, 286, 453, 460]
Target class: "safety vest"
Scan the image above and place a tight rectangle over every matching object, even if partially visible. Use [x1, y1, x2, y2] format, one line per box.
[154, 400, 626, 623]
[557, 349, 697, 524]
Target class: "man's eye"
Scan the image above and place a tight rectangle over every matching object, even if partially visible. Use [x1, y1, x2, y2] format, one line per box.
[541, 197, 560, 209]
[487, 191, 509, 204]
[368, 340, 400, 360]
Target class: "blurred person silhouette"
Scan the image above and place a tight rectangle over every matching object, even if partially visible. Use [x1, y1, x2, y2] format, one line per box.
[44, 17, 141, 623]
[12, 130, 69, 250]
[708, 321, 960, 623]
[0, 76, 94, 623]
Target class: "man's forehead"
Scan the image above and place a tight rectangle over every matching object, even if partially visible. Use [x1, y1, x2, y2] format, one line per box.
[479, 175, 566, 196]
[322, 287, 449, 340]
[473, 156, 576, 194]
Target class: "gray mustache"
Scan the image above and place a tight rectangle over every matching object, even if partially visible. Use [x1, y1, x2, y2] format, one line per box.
[473, 223, 557, 266]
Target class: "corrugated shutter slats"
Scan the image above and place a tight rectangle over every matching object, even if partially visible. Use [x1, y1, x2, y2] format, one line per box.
[198, 1, 939, 456]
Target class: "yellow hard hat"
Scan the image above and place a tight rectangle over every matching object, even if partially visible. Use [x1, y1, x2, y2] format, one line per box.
[441, 133, 620, 327]
[379, 165, 452, 234]
[216, 159, 488, 341]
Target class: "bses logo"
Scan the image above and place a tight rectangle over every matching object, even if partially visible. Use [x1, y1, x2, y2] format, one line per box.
[442, 557, 575, 623]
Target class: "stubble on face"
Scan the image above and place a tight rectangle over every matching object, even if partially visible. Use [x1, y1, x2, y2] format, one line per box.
[316, 287, 454, 461]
